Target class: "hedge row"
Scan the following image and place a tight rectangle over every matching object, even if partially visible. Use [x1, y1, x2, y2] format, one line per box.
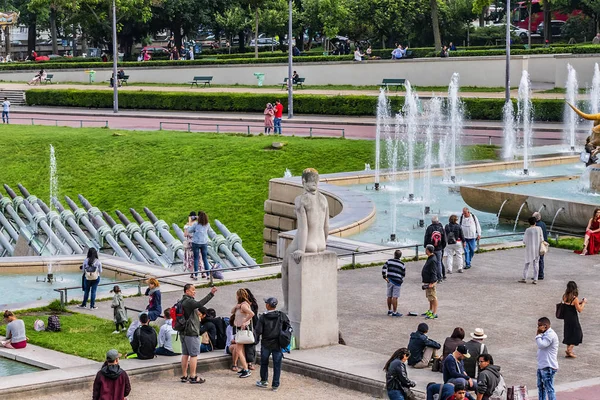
[26, 89, 569, 121]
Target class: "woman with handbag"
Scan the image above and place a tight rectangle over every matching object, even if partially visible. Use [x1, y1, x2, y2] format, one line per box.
[384, 347, 417, 400]
[231, 288, 255, 378]
[243, 288, 259, 371]
[562, 281, 586, 358]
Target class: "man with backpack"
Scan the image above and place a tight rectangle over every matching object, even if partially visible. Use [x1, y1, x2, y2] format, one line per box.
[476, 354, 505, 400]
[460, 208, 481, 270]
[424, 215, 446, 283]
[255, 297, 291, 392]
[444, 215, 466, 274]
[178, 284, 218, 384]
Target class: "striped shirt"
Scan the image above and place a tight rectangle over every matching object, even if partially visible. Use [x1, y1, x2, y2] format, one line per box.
[382, 258, 406, 285]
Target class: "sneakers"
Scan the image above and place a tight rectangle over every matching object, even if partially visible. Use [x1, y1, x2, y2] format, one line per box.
[189, 376, 205, 384]
[256, 381, 269, 388]
[239, 370, 251, 378]
[391, 312, 403, 317]
[272, 386, 279, 392]
[121, 328, 127, 332]
[426, 313, 438, 319]
[112, 330, 120, 334]
[77, 304, 86, 309]
[90, 306, 98, 310]
[423, 310, 434, 318]
[464, 265, 471, 270]
[532, 280, 538, 285]
[447, 270, 453, 274]
[421, 311, 432, 317]
[518, 279, 527, 283]
[458, 269, 463, 273]
[387, 310, 393, 316]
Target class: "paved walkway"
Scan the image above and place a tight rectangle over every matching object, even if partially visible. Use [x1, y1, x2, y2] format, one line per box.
[69, 247, 600, 398]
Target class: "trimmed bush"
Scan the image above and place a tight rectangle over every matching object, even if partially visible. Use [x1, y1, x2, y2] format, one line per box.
[26, 89, 570, 121]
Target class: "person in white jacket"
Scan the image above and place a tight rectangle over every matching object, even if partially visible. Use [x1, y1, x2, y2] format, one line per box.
[460, 208, 481, 269]
[520, 217, 543, 284]
[155, 309, 179, 356]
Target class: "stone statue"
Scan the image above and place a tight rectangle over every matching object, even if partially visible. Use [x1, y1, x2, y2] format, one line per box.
[281, 168, 329, 312]
[568, 103, 600, 149]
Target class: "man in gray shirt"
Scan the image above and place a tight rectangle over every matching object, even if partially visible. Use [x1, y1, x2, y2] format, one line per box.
[536, 317, 559, 400]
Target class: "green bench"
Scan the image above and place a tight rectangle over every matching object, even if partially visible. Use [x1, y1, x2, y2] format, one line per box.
[120, 75, 129, 85]
[381, 78, 406, 91]
[280, 77, 305, 90]
[43, 74, 54, 84]
[189, 76, 213, 88]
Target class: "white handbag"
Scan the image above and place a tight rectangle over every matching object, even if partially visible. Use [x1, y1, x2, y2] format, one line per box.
[234, 321, 255, 344]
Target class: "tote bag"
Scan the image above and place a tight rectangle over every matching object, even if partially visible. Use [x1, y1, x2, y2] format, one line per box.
[234, 320, 255, 345]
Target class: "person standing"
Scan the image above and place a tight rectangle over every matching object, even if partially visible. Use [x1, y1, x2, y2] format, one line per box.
[382, 249, 406, 317]
[93, 350, 131, 400]
[424, 215, 446, 282]
[421, 245, 439, 319]
[145, 278, 162, 322]
[561, 281, 586, 358]
[264, 103, 274, 134]
[273, 100, 283, 135]
[243, 288, 259, 371]
[519, 217, 543, 284]
[460, 208, 481, 269]
[183, 212, 199, 279]
[533, 212, 548, 279]
[110, 285, 127, 334]
[180, 284, 218, 384]
[255, 297, 290, 392]
[444, 215, 465, 274]
[231, 288, 255, 378]
[187, 210, 212, 279]
[78, 248, 102, 310]
[384, 347, 416, 400]
[1, 310, 27, 349]
[2, 97, 9, 124]
[536, 317, 559, 400]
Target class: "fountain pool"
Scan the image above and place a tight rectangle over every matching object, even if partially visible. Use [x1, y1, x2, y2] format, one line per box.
[0, 357, 42, 377]
[346, 162, 584, 245]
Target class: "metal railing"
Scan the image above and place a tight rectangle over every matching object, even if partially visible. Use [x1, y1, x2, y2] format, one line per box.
[10, 117, 109, 128]
[158, 121, 345, 138]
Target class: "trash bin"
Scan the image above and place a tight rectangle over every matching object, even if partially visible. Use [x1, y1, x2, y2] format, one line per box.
[254, 72, 265, 87]
[85, 70, 96, 84]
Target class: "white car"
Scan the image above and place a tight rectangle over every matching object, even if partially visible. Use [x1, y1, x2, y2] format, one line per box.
[491, 23, 530, 39]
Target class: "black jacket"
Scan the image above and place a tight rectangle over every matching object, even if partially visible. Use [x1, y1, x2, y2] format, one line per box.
[255, 310, 290, 350]
[131, 325, 157, 360]
[477, 365, 502, 398]
[407, 331, 441, 366]
[386, 359, 415, 391]
[444, 222, 465, 244]
[421, 255, 438, 283]
[424, 222, 446, 251]
[199, 320, 217, 349]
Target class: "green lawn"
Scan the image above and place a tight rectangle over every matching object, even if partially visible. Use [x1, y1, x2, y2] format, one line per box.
[0, 312, 133, 361]
[0, 126, 498, 260]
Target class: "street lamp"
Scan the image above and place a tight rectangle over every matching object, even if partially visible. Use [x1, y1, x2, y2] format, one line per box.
[505, 0, 511, 103]
[287, 0, 293, 119]
[112, 0, 118, 113]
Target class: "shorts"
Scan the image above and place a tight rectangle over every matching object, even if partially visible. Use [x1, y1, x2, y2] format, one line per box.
[11, 340, 27, 349]
[386, 281, 401, 298]
[425, 286, 437, 301]
[181, 335, 200, 357]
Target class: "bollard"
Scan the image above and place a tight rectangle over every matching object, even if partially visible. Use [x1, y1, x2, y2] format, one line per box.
[247, 126, 250, 135]
[351, 252, 356, 267]
[342, 129, 345, 138]
[187, 123, 191, 132]
[413, 245, 419, 261]
[159, 122, 163, 131]
[217, 125, 220, 134]
[488, 136, 492, 145]
[310, 127, 313, 137]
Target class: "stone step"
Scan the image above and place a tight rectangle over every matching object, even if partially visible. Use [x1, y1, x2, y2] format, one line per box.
[0, 89, 25, 105]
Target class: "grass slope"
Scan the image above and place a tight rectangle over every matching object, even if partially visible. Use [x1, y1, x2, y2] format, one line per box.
[0, 126, 498, 260]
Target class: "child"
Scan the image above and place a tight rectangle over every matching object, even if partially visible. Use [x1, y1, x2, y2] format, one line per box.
[110, 285, 128, 334]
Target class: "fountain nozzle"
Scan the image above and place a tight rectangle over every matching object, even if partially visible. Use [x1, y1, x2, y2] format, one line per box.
[450, 176, 456, 183]
[390, 233, 396, 242]
[408, 193, 414, 202]
[571, 146, 575, 152]
[47, 273, 54, 283]
[523, 169, 529, 175]
[418, 219, 424, 228]
[374, 182, 380, 191]
[424, 206, 431, 215]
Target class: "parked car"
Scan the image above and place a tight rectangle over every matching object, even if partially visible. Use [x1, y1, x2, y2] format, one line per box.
[536, 20, 565, 37]
[491, 23, 530, 39]
[141, 46, 169, 54]
[249, 38, 279, 47]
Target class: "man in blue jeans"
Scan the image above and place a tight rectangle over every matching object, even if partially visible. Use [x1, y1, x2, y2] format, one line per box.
[255, 296, 289, 392]
[536, 317, 559, 400]
[460, 208, 481, 269]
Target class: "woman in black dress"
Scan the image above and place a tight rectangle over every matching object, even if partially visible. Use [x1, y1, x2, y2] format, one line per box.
[562, 281, 587, 358]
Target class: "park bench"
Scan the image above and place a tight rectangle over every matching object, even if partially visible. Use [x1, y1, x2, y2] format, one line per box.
[280, 77, 305, 90]
[120, 75, 129, 85]
[43, 74, 54, 84]
[189, 76, 213, 88]
[381, 78, 406, 91]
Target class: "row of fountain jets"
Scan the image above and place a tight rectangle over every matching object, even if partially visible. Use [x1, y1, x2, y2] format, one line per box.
[371, 64, 599, 241]
[0, 183, 256, 271]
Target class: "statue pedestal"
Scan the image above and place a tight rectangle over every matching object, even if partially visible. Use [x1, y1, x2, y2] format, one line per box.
[288, 251, 339, 349]
[588, 165, 600, 191]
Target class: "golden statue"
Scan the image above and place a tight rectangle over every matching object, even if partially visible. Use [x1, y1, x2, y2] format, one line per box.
[568, 103, 600, 148]
[0, 11, 19, 27]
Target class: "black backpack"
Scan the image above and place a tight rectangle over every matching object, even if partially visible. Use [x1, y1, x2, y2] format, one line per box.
[277, 312, 293, 348]
[447, 229, 457, 245]
[213, 317, 228, 350]
[46, 315, 61, 332]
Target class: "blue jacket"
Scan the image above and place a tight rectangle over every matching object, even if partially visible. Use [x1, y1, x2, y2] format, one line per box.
[536, 220, 548, 242]
[407, 331, 441, 366]
[443, 353, 470, 383]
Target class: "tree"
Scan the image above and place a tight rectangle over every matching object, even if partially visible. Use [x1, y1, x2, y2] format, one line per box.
[149, 0, 209, 49]
[431, 0, 442, 50]
[28, 0, 79, 54]
[216, 4, 251, 52]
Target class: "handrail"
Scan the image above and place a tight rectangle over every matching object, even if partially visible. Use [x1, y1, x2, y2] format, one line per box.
[10, 117, 109, 128]
[158, 121, 345, 138]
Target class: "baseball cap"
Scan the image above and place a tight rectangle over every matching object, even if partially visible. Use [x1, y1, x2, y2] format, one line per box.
[263, 297, 278, 307]
[456, 344, 471, 358]
[106, 349, 121, 362]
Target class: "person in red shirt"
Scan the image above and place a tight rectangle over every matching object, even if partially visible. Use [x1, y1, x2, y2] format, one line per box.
[273, 99, 283, 135]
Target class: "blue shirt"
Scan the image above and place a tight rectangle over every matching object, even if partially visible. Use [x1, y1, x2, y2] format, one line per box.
[187, 222, 210, 245]
[536, 327, 559, 370]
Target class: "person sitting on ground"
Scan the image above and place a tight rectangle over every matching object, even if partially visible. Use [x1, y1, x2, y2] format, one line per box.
[199, 307, 216, 353]
[1, 310, 28, 349]
[426, 382, 474, 400]
[384, 347, 416, 400]
[155, 308, 179, 356]
[463, 328, 489, 379]
[476, 354, 503, 400]
[145, 278, 162, 322]
[442, 345, 478, 391]
[407, 322, 441, 369]
[93, 349, 131, 400]
[442, 327, 466, 361]
[110, 285, 127, 334]
[129, 312, 157, 359]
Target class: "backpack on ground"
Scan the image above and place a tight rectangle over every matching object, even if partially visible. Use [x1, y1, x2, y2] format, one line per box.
[212, 263, 224, 280]
[490, 375, 507, 400]
[84, 261, 99, 280]
[46, 315, 61, 332]
[277, 312, 293, 349]
[431, 230, 442, 247]
[170, 300, 187, 332]
[213, 316, 228, 349]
